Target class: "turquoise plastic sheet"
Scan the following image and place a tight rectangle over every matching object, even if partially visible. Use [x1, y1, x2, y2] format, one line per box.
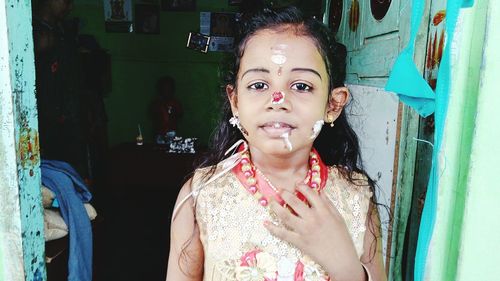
[385, 1, 474, 280]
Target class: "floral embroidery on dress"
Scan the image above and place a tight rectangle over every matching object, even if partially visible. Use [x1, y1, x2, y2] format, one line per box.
[236, 250, 277, 281]
[298, 256, 330, 281]
[221, 249, 330, 281]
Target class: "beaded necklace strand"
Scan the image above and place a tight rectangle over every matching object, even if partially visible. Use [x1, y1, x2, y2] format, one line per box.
[238, 150, 323, 207]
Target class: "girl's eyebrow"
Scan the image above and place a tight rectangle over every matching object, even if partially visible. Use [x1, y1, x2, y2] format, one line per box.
[241, 68, 269, 79]
[291, 68, 322, 80]
[240, 67, 322, 80]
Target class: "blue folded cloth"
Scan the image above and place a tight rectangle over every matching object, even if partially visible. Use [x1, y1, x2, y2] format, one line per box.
[41, 160, 92, 281]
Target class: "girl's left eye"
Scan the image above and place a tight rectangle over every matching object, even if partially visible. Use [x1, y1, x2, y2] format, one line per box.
[248, 82, 269, 91]
[291, 83, 313, 92]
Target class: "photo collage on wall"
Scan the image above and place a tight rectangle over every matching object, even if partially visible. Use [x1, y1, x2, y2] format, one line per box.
[103, 0, 238, 52]
[104, 0, 162, 33]
[200, 12, 238, 52]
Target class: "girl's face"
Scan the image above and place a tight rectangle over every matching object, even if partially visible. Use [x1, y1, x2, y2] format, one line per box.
[228, 28, 346, 155]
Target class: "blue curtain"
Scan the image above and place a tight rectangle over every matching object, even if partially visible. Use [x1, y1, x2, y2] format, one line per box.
[385, 1, 474, 280]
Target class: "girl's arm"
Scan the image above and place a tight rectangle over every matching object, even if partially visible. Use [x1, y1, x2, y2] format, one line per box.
[360, 203, 387, 281]
[165, 178, 204, 281]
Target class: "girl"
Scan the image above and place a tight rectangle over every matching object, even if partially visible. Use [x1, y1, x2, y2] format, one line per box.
[166, 6, 386, 281]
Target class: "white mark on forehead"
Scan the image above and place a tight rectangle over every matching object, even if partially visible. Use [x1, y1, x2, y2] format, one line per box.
[270, 44, 288, 65]
[271, 55, 287, 65]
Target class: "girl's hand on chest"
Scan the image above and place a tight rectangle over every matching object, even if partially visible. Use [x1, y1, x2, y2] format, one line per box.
[264, 183, 367, 281]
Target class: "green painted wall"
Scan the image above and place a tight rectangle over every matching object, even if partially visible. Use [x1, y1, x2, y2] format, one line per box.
[455, 0, 500, 279]
[71, 1, 238, 146]
[71, 0, 323, 146]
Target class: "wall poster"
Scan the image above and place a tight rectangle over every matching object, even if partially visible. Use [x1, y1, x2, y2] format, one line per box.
[104, 0, 133, 33]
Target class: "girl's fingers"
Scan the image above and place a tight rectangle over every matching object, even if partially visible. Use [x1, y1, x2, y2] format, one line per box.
[279, 189, 310, 217]
[269, 200, 301, 230]
[263, 220, 302, 247]
[295, 183, 323, 209]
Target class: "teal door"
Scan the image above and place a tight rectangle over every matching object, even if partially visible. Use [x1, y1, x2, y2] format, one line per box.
[326, 0, 425, 280]
[334, 0, 403, 87]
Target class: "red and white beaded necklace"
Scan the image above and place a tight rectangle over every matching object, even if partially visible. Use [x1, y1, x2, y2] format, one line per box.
[232, 147, 328, 207]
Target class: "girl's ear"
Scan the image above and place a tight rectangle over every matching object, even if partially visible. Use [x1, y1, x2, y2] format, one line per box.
[226, 84, 238, 114]
[324, 86, 350, 123]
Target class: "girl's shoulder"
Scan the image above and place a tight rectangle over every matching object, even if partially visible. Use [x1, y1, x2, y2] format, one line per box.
[327, 165, 373, 198]
[191, 159, 237, 190]
[192, 163, 226, 184]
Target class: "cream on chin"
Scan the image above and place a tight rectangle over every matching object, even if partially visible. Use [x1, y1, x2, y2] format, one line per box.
[280, 131, 293, 151]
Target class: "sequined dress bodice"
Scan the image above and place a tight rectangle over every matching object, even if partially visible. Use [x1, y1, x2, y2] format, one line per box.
[193, 166, 372, 281]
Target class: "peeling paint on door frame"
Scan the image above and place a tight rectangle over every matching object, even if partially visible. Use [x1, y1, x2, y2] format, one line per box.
[0, 0, 47, 280]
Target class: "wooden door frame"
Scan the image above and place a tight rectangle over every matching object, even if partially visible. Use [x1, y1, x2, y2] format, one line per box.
[0, 0, 46, 280]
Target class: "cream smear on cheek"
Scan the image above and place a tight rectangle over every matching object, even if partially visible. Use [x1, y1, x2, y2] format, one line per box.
[310, 120, 324, 139]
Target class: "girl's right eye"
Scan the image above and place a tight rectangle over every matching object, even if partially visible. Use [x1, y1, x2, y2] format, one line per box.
[248, 82, 269, 91]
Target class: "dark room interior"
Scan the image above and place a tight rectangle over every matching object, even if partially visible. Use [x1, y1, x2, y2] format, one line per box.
[38, 1, 323, 280]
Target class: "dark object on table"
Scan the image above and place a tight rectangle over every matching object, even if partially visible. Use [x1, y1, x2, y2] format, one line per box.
[168, 137, 197, 153]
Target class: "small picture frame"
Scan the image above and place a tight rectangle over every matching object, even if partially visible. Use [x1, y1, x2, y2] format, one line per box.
[161, 0, 196, 11]
[104, 0, 133, 33]
[135, 4, 160, 34]
[186, 32, 210, 53]
[210, 12, 236, 37]
[138, 0, 159, 3]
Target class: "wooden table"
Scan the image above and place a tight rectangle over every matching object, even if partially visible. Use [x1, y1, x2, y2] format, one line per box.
[100, 143, 201, 281]
[106, 142, 199, 190]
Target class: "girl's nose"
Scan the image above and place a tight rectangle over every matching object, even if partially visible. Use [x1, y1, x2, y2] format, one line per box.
[267, 91, 292, 111]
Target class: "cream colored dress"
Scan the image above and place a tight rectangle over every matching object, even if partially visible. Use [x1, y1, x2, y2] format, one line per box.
[192, 166, 372, 281]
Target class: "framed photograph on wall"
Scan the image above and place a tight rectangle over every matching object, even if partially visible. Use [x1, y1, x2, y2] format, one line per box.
[135, 4, 160, 34]
[138, 0, 158, 3]
[186, 32, 210, 53]
[104, 0, 133, 33]
[161, 0, 195, 11]
[199, 12, 237, 52]
[210, 12, 236, 37]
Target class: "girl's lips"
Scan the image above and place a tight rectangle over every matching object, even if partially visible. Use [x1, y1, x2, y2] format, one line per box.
[259, 122, 295, 137]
